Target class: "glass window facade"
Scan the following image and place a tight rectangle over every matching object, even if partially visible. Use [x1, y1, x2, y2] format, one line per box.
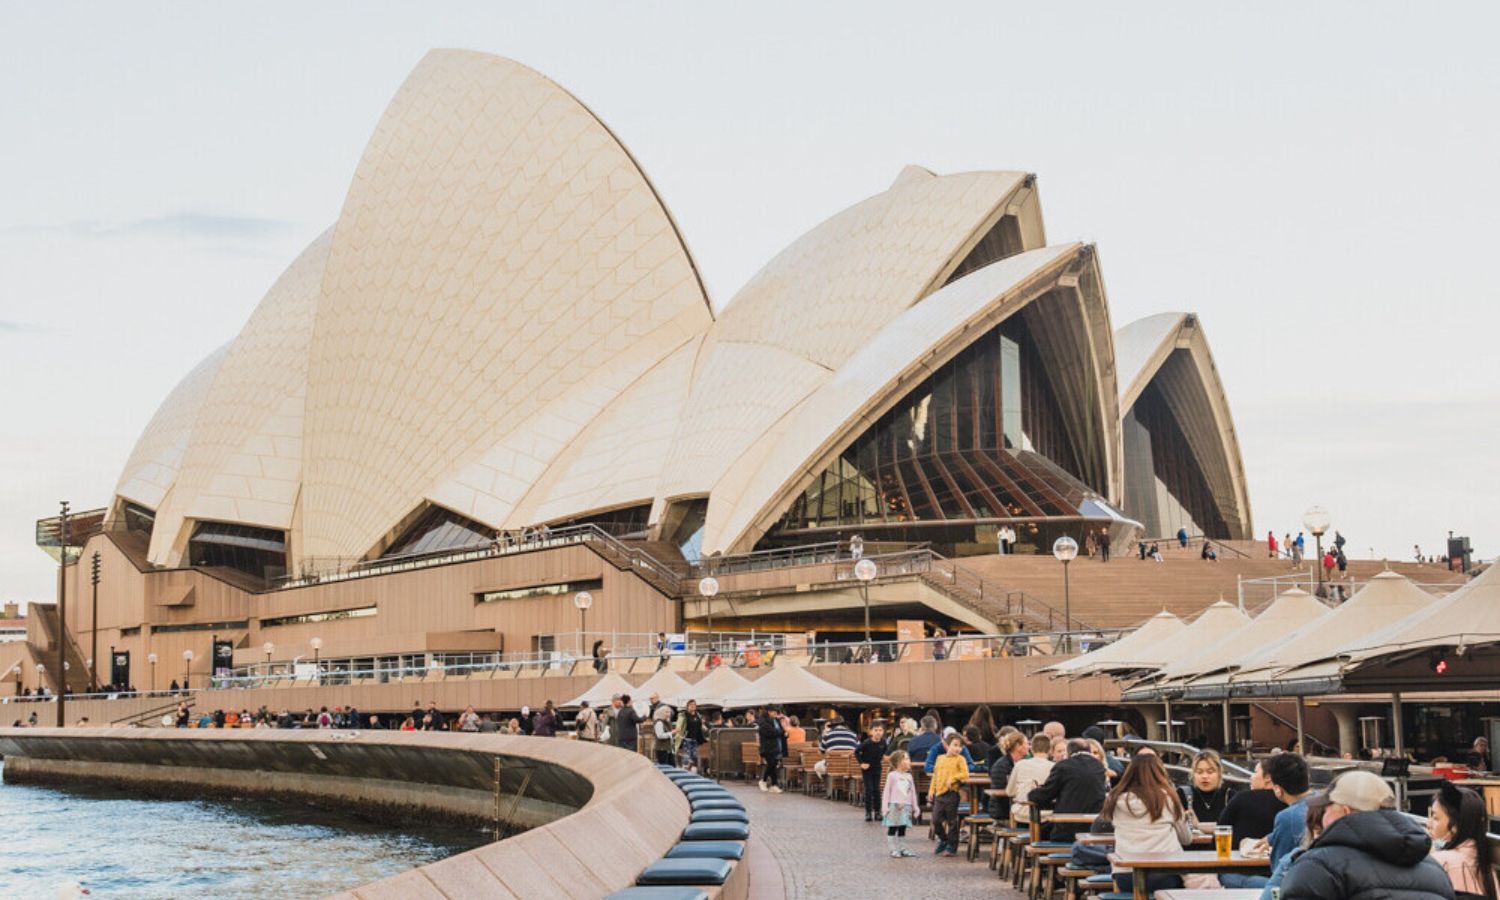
[261, 606, 377, 629]
[188, 522, 287, 583]
[769, 301, 1110, 548]
[476, 578, 603, 604]
[382, 505, 491, 558]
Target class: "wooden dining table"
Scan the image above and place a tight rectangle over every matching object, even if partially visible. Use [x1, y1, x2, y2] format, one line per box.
[1155, 891, 1265, 900]
[1027, 810, 1098, 844]
[1108, 851, 1271, 900]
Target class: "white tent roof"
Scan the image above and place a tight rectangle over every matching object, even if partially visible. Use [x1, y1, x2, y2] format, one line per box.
[681, 665, 752, 707]
[720, 663, 889, 709]
[1229, 571, 1434, 684]
[1041, 610, 1185, 677]
[562, 672, 637, 709]
[632, 667, 696, 707]
[1152, 590, 1328, 684]
[1343, 564, 1500, 659]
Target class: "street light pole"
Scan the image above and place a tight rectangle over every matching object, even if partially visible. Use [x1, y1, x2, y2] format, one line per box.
[182, 649, 194, 692]
[1052, 535, 1079, 652]
[697, 576, 720, 649]
[56, 500, 70, 727]
[854, 558, 878, 644]
[148, 652, 158, 693]
[90, 550, 101, 691]
[1303, 506, 1331, 599]
[310, 637, 323, 683]
[573, 591, 593, 657]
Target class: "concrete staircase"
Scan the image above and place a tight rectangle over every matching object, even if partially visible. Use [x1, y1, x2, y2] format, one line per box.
[28, 604, 92, 693]
[958, 552, 1461, 629]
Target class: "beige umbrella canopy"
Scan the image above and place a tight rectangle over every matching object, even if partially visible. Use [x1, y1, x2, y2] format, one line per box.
[720, 663, 889, 710]
[1277, 564, 1500, 689]
[1040, 610, 1185, 678]
[632, 667, 696, 707]
[1152, 589, 1328, 685]
[562, 672, 637, 709]
[682, 665, 751, 707]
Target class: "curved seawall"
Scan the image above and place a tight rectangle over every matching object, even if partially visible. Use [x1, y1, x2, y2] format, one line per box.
[0, 728, 698, 898]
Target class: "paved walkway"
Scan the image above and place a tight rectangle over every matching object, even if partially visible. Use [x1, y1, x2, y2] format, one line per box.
[724, 782, 1026, 899]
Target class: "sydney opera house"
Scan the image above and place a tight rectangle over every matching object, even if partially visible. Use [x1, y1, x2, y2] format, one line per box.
[20, 50, 1252, 693]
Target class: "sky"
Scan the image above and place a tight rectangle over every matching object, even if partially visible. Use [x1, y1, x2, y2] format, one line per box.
[2, 3, 1497, 605]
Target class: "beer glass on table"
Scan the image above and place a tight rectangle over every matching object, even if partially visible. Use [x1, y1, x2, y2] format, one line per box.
[1214, 824, 1233, 859]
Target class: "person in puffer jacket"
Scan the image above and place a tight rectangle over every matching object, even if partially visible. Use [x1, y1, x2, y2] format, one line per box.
[1279, 769, 1454, 900]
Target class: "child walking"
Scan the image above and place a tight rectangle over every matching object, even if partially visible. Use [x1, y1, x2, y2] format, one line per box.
[857, 720, 889, 822]
[928, 733, 968, 857]
[881, 749, 919, 858]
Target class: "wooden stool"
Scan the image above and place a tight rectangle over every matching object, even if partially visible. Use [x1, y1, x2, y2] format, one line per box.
[964, 814, 996, 861]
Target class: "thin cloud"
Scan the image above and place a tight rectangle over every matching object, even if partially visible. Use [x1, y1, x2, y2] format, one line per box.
[0, 321, 45, 334]
[2, 211, 298, 243]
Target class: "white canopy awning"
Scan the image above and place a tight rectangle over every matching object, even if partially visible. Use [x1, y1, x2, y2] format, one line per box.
[1153, 589, 1328, 684]
[561, 672, 637, 709]
[720, 663, 889, 709]
[681, 665, 751, 707]
[1040, 610, 1184, 677]
[632, 667, 696, 708]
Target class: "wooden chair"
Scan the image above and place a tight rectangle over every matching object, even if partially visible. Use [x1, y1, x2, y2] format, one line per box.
[964, 813, 996, 861]
[799, 748, 824, 795]
[824, 749, 856, 800]
[740, 742, 761, 782]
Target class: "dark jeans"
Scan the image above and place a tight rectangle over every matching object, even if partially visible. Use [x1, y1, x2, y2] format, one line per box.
[761, 752, 781, 787]
[863, 770, 882, 816]
[932, 790, 961, 847]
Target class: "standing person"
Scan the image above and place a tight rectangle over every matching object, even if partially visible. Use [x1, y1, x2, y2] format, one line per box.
[1428, 782, 1498, 899]
[1323, 549, 1336, 581]
[613, 694, 640, 753]
[533, 700, 558, 737]
[1335, 547, 1348, 576]
[656, 632, 670, 670]
[652, 705, 676, 765]
[1268, 531, 1279, 558]
[457, 705, 480, 732]
[1280, 770, 1453, 900]
[882, 749, 919, 858]
[923, 727, 976, 774]
[928, 733, 969, 857]
[676, 700, 706, 772]
[1179, 749, 1235, 823]
[1294, 532, 1306, 563]
[1026, 738, 1108, 842]
[1103, 753, 1194, 897]
[757, 706, 786, 793]
[857, 720, 890, 822]
[591, 640, 609, 674]
[1177, 526, 1189, 548]
[575, 701, 600, 741]
[1285, 533, 1295, 561]
[1099, 526, 1111, 562]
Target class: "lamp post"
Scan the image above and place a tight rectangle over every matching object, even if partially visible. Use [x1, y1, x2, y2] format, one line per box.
[263, 641, 274, 674]
[148, 652, 158, 693]
[36, 663, 44, 699]
[89, 550, 101, 691]
[572, 591, 592, 656]
[310, 637, 323, 682]
[55, 499, 70, 726]
[1052, 535, 1079, 651]
[1303, 506, 1331, 598]
[697, 576, 719, 647]
[854, 557, 877, 644]
[182, 649, 193, 691]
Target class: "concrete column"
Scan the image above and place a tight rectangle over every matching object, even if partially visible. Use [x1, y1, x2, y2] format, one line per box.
[1140, 705, 1163, 743]
[1329, 703, 1360, 757]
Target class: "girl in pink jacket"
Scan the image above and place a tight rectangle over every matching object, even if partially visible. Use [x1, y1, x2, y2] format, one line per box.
[882, 750, 920, 858]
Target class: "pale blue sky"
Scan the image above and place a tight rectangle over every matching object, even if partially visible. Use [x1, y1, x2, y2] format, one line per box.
[2, 2, 1497, 604]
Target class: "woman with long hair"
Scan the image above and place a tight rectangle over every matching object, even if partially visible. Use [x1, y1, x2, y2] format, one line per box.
[967, 704, 998, 744]
[1103, 753, 1193, 895]
[1179, 749, 1236, 823]
[1430, 782, 1499, 900]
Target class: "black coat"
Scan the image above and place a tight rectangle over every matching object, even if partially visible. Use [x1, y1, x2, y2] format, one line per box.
[988, 754, 1017, 819]
[757, 715, 785, 757]
[1280, 809, 1455, 900]
[613, 706, 640, 749]
[1027, 752, 1107, 841]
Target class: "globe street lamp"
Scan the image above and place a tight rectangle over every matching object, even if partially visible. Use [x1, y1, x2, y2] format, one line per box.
[854, 557, 878, 644]
[147, 652, 158, 693]
[573, 590, 593, 655]
[1052, 535, 1080, 651]
[697, 576, 720, 646]
[182, 649, 194, 691]
[263, 641, 275, 674]
[310, 637, 323, 682]
[1303, 506, 1331, 597]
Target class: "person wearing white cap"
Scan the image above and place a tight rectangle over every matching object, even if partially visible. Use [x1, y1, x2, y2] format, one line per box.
[1279, 770, 1454, 900]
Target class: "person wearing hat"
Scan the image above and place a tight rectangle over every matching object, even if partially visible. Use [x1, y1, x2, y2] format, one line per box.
[1279, 770, 1454, 900]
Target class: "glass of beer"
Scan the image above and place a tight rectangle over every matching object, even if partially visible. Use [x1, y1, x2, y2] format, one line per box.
[1214, 824, 1233, 859]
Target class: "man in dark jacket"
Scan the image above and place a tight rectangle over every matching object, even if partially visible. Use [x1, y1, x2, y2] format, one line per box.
[856, 721, 889, 821]
[1280, 770, 1454, 900]
[1026, 738, 1107, 842]
[757, 706, 787, 793]
[613, 695, 641, 752]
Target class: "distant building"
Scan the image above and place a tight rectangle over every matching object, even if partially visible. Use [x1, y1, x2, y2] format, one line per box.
[0, 602, 24, 643]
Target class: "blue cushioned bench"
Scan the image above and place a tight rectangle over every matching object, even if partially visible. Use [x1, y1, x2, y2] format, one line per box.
[665, 841, 745, 861]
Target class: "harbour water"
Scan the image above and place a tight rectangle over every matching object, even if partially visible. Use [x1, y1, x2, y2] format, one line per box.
[0, 762, 488, 898]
